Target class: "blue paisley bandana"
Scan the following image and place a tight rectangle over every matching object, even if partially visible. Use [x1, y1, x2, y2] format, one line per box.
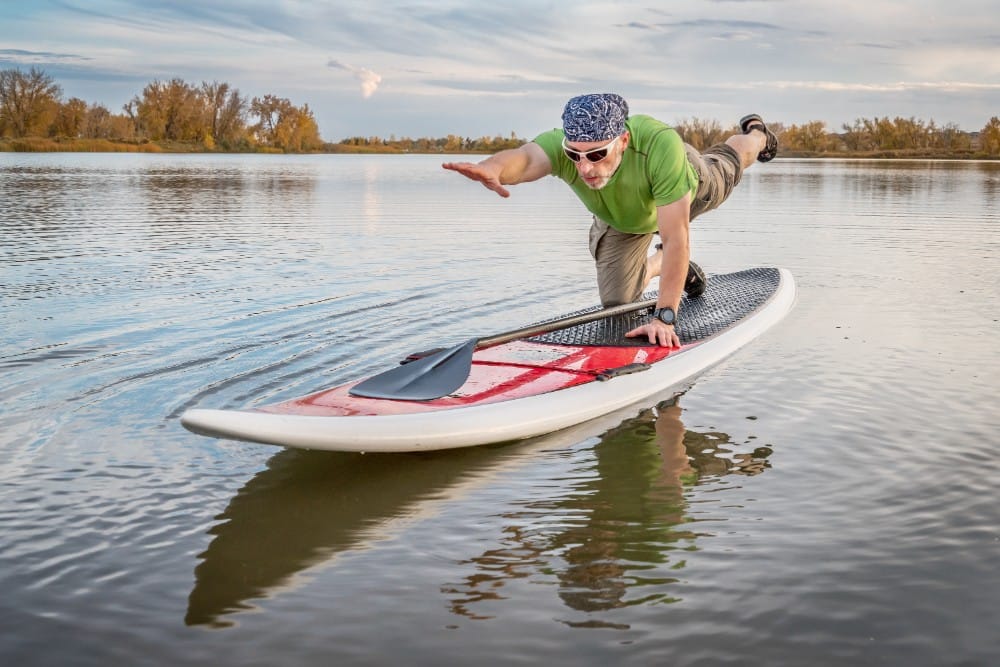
[561, 93, 629, 142]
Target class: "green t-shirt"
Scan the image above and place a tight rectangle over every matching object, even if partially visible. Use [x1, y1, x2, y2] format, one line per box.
[533, 115, 698, 234]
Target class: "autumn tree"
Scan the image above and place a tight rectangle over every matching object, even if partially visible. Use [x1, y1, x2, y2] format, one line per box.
[79, 103, 136, 141]
[980, 117, 1000, 156]
[50, 97, 88, 138]
[250, 94, 291, 146]
[250, 94, 321, 151]
[932, 122, 972, 152]
[81, 103, 112, 139]
[201, 81, 247, 149]
[781, 121, 840, 153]
[0, 67, 62, 137]
[672, 117, 729, 150]
[841, 119, 874, 151]
[131, 78, 206, 141]
[283, 104, 321, 152]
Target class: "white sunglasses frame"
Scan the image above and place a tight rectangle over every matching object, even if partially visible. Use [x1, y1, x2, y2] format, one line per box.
[561, 134, 622, 163]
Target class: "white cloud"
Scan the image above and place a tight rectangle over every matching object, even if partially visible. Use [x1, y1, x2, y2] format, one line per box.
[328, 59, 383, 98]
[356, 68, 382, 98]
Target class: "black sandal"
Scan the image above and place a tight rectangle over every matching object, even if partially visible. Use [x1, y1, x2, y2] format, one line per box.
[739, 114, 778, 162]
[685, 260, 707, 298]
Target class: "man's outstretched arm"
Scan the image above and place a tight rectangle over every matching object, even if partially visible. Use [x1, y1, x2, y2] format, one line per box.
[442, 143, 552, 198]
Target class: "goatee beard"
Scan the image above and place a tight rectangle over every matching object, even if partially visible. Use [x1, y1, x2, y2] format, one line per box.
[584, 176, 611, 190]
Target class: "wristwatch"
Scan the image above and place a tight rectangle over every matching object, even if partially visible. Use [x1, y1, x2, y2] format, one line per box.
[652, 306, 677, 326]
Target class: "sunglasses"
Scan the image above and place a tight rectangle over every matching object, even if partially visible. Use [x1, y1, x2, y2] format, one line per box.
[561, 135, 621, 163]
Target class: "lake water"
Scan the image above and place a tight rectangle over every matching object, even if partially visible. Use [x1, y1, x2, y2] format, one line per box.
[1, 153, 998, 665]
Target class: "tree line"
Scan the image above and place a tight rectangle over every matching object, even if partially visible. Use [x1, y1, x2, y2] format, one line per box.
[2, 66, 998, 157]
[674, 116, 1000, 157]
[337, 133, 524, 153]
[0, 67, 321, 152]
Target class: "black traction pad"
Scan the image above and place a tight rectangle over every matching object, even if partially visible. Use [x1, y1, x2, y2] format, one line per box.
[530, 267, 781, 347]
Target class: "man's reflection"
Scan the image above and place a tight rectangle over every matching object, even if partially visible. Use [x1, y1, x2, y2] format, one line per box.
[443, 396, 773, 619]
[185, 396, 773, 628]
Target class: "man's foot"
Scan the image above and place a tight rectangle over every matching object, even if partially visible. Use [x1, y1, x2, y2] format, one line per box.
[685, 261, 707, 298]
[739, 114, 778, 162]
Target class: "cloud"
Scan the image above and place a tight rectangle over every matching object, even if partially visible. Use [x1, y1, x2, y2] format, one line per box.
[655, 18, 785, 31]
[857, 42, 901, 50]
[0, 48, 91, 63]
[761, 80, 1000, 92]
[328, 59, 383, 98]
[621, 22, 659, 31]
[714, 31, 755, 41]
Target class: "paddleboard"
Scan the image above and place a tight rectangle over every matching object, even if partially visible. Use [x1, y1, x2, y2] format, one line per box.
[181, 267, 795, 452]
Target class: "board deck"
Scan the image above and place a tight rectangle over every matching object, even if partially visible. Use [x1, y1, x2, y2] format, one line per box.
[181, 267, 795, 452]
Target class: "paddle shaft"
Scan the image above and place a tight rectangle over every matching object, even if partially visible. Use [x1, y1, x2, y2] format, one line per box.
[475, 297, 658, 349]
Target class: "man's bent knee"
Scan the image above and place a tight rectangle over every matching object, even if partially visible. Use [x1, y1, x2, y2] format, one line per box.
[597, 272, 646, 306]
[590, 219, 653, 306]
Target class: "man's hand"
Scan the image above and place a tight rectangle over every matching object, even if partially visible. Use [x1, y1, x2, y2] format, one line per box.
[442, 161, 511, 198]
[626, 319, 680, 348]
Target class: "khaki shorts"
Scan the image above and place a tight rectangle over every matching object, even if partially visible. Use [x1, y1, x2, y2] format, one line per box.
[589, 142, 743, 306]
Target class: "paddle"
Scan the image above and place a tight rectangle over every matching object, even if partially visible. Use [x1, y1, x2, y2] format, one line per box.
[349, 297, 658, 401]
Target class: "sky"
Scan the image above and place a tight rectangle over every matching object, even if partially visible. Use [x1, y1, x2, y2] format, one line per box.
[1, 0, 998, 140]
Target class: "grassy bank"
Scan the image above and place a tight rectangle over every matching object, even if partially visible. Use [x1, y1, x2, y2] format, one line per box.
[0, 137, 473, 154]
[0, 137, 165, 153]
[2, 136, 998, 159]
[778, 148, 997, 160]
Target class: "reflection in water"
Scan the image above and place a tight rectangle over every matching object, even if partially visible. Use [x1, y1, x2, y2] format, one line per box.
[362, 162, 381, 231]
[0, 159, 321, 305]
[185, 444, 523, 628]
[137, 165, 317, 233]
[184, 397, 772, 629]
[982, 163, 1000, 207]
[442, 397, 772, 624]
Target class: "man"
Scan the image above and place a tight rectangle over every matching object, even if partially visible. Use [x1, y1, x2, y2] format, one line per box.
[442, 93, 777, 348]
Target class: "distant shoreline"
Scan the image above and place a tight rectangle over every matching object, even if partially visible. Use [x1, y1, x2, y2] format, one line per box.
[2, 137, 998, 161]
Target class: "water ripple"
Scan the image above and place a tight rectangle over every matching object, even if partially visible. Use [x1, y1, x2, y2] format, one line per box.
[1, 155, 998, 665]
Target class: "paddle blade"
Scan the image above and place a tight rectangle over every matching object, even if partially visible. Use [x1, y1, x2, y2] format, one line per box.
[348, 338, 478, 401]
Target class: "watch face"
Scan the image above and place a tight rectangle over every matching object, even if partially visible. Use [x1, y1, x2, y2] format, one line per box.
[656, 308, 675, 325]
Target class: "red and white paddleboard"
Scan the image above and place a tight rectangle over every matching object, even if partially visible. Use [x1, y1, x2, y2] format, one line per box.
[182, 268, 795, 452]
